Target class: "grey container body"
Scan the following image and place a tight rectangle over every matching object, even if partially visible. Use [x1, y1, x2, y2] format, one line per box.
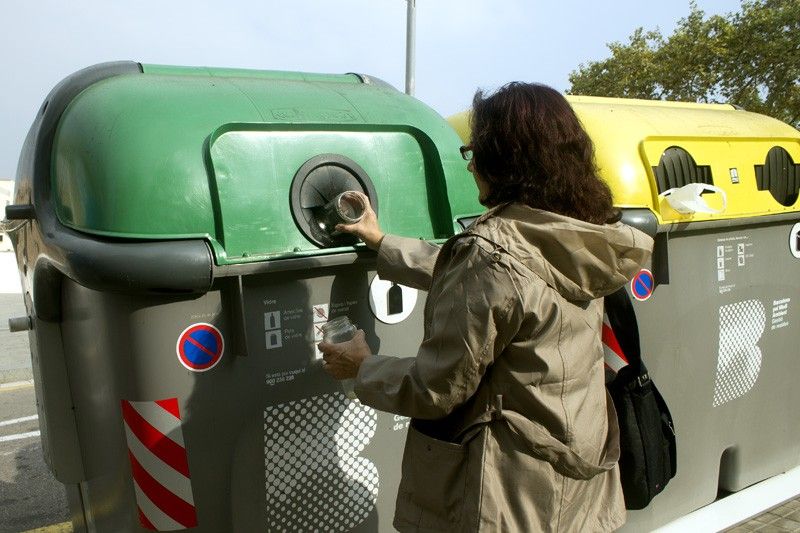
[620, 215, 800, 531]
[60, 258, 422, 532]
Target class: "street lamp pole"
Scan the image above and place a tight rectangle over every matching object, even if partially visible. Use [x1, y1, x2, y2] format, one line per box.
[405, 0, 416, 96]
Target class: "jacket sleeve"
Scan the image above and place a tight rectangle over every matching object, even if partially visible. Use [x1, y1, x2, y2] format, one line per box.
[355, 237, 524, 419]
[376, 234, 441, 291]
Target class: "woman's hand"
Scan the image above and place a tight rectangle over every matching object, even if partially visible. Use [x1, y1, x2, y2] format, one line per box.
[336, 192, 384, 250]
[318, 329, 371, 379]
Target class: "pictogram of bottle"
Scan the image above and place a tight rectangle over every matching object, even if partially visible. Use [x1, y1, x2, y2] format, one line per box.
[321, 316, 358, 400]
[267, 331, 282, 349]
[387, 282, 403, 316]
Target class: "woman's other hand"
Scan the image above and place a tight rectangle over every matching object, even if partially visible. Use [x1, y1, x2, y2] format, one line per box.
[336, 192, 384, 250]
[318, 329, 371, 379]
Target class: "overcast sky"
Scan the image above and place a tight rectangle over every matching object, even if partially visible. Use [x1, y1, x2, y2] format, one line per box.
[0, 0, 741, 179]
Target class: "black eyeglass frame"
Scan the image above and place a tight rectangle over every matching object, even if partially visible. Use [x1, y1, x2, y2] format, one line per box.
[460, 145, 474, 161]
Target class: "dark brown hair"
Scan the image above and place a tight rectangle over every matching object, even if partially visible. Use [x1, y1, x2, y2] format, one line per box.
[470, 82, 619, 224]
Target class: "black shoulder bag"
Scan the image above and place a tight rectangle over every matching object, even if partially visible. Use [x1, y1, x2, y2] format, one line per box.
[604, 288, 677, 510]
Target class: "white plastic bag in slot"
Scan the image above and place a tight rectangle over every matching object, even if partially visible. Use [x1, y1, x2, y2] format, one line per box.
[659, 183, 727, 214]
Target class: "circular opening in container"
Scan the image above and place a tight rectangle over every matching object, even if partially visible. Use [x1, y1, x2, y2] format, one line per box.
[289, 154, 378, 248]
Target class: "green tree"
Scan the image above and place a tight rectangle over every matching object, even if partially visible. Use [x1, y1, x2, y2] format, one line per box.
[568, 0, 800, 129]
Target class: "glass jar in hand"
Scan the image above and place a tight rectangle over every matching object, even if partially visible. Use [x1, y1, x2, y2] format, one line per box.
[318, 191, 366, 236]
[321, 316, 358, 400]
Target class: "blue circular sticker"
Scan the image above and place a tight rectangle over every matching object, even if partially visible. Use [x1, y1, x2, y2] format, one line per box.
[176, 323, 224, 372]
[631, 269, 655, 301]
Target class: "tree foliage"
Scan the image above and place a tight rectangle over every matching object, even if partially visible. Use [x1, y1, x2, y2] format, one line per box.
[568, 0, 800, 129]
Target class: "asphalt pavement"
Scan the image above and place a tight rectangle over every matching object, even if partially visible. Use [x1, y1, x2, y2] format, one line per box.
[0, 293, 30, 385]
[1, 252, 31, 384]
[1, 252, 69, 532]
[0, 382, 70, 533]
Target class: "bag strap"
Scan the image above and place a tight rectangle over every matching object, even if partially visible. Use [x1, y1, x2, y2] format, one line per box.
[604, 287, 643, 376]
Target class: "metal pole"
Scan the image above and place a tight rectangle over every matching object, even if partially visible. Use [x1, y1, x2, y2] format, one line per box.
[405, 0, 416, 96]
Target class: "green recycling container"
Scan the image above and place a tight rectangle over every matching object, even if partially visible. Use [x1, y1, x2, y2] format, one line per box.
[9, 62, 480, 532]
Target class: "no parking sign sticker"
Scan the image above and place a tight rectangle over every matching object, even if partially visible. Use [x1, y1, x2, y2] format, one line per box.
[176, 323, 225, 372]
[631, 269, 655, 301]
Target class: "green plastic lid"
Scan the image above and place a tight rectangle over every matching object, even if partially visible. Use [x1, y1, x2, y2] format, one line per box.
[52, 64, 479, 265]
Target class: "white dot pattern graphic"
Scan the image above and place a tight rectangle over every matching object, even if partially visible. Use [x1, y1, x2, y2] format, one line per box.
[714, 300, 765, 407]
[264, 393, 379, 532]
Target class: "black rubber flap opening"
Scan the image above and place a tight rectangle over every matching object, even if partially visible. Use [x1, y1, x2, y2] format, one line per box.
[652, 146, 714, 194]
[290, 154, 379, 248]
[754, 146, 800, 207]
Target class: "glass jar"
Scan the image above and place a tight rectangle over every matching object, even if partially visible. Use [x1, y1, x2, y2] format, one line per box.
[321, 316, 357, 343]
[318, 191, 366, 236]
[320, 316, 358, 400]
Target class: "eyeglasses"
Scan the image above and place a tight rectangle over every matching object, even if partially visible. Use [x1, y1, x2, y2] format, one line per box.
[460, 145, 473, 161]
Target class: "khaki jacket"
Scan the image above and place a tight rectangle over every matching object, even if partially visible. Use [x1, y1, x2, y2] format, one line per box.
[354, 203, 654, 532]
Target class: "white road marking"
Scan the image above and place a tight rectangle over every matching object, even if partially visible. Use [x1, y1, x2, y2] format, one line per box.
[0, 430, 41, 443]
[0, 379, 34, 391]
[0, 414, 38, 427]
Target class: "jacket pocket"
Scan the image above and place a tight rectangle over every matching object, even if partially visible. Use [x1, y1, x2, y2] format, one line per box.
[399, 423, 468, 525]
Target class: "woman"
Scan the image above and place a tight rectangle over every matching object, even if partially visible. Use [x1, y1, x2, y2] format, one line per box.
[319, 82, 653, 532]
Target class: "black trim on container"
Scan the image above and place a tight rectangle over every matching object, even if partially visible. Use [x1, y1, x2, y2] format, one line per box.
[213, 249, 377, 278]
[619, 209, 666, 285]
[620, 209, 658, 238]
[651, 146, 713, 194]
[15, 61, 214, 304]
[754, 146, 800, 207]
[5, 204, 36, 220]
[662, 211, 800, 233]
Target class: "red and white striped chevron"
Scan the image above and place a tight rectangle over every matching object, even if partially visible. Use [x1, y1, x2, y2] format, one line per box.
[121, 398, 198, 531]
[602, 313, 629, 374]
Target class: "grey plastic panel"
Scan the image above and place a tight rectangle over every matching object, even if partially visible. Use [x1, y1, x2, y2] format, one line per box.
[29, 315, 85, 483]
[57, 258, 422, 532]
[620, 218, 800, 530]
